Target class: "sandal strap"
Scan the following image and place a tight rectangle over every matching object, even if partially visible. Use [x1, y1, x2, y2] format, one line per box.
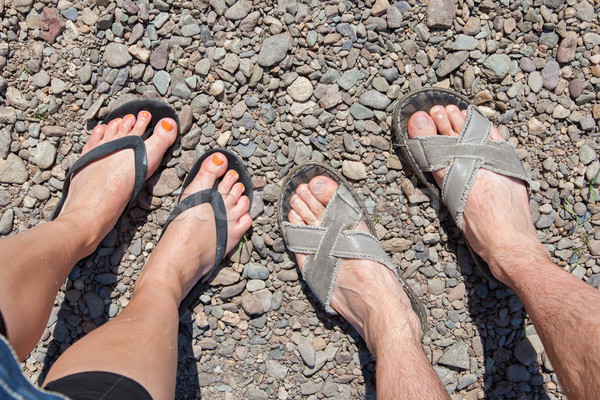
[50, 135, 147, 220]
[405, 105, 529, 228]
[282, 185, 398, 314]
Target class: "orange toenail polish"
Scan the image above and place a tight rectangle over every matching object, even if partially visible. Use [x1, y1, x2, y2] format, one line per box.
[212, 155, 224, 166]
[237, 183, 245, 190]
[141, 111, 150, 118]
[162, 121, 173, 131]
[230, 170, 238, 176]
[125, 114, 134, 119]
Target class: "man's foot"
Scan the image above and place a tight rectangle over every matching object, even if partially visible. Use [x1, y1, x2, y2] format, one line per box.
[135, 153, 252, 303]
[288, 178, 421, 356]
[407, 105, 549, 284]
[56, 111, 177, 253]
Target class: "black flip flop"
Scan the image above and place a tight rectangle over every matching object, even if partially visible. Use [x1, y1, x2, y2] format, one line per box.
[50, 99, 180, 220]
[159, 148, 253, 314]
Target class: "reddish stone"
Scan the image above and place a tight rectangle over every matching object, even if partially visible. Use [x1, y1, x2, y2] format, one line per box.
[38, 8, 65, 44]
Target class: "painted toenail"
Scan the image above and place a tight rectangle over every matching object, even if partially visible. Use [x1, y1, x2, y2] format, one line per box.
[162, 120, 173, 131]
[414, 115, 428, 128]
[237, 183, 245, 191]
[125, 114, 134, 119]
[141, 111, 150, 118]
[212, 155, 224, 166]
[230, 170, 238, 176]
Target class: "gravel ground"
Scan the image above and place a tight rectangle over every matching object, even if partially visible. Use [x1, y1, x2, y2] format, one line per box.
[1, 0, 599, 398]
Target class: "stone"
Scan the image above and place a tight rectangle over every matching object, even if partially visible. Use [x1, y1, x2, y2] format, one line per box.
[241, 289, 272, 315]
[257, 34, 289, 67]
[514, 335, 544, 365]
[349, 103, 374, 120]
[0, 209, 13, 235]
[103, 43, 132, 68]
[245, 263, 269, 280]
[557, 31, 578, 63]
[83, 292, 104, 319]
[298, 339, 316, 368]
[179, 105, 193, 134]
[210, 80, 224, 97]
[528, 71, 543, 93]
[359, 90, 391, 110]
[436, 51, 469, 78]
[371, 0, 389, 16]
[287, 77, 313, 102]
[51, 78, 66, 94]
[32, 70, 50, 88]
[387, 5, 403, 29]
[13, 0, 33, 13]
[569, 79, 585, 98]
[0, 154, 28, 183]
[576, 0, 595, 21]
[342, 160, 367, 180]
[266, 360, 288, 380]
[77, 63, 92, 84]
[6, 87, 29, 110]
[426, 0, 454, 29]
[506, 365, 531, 382]
[541, 61, 560, 90]
[38, 8, 65, 44]
[149, 168, 181, 196]
[211, 268, 240, 286]
[224, 0, 252, 20]
[34, 141, 56, 169]
[438, 342, 470, 370]
[150, 41, 169, 70]
[0, 108, 16, 125]
[588, 239, 600, 256]
[463, 16, 481, 35]
[483, 54, 511, 80]
[0, 129, 10, 158]
[153, 71, 170, 96]
[579, 144, 597, 165]
[128, 45, 151, 63]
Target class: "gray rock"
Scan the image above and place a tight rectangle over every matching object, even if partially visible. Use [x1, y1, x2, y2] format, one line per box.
[287, 77, 313, 102]
[241, 289, 272, 315]
[528, 71, 543, 93]
[506, 365, 531, 382]
[77, 63, 92, 83]
[83, 292, 104, 319]
[150, 41, 169, 70]
[583, 32, 600, 48]
[342, 160, 367, 180]
[0, 154, 28, 183]
[181, 23, 200, 37]
[387, 5, 403, 29]
[0, 129, 10, 159]
[262, 183, 279, 202]
[172, 82, 191, 99]
[153, 71, 170, 95]
[34, 141, 56, 169]
[149, 168, 181, 196]
[359, 90, 391, 110]
[557, 31, 578, 63]
[224, 0, 252, 20]
[514, 335, 544, 365]
[569, 79, 585, 98]
[541, 60, 560, 90]
[260, 104, 276, 123]
[349, 103, 374, 120]
[426, 0, 454, 28]
[438, 341, 469, 370]
[266, 359, 288, 380]
[13, 0, 33, 13]
[576, 0, 595, 21]
[483, 54, 511, 80]
[453, 35, 478, 51]
[32, 70, 50, 88]
[103, 43, 132, 68]
[257, 34, 289, 67]
[0, 108, 16, 125]
[6, 87, 30, 110]
[579, 144, 597, 165]
[0, 209, 13, 235]
[245, 263, 269, 280]
[436, 51, 468, 78]
[536, 209, 555, 229]
[298, 339, 316, 368]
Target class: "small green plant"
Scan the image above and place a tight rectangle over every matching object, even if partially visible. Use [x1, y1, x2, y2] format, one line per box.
[31, 111, 47, 120]
[235, 234, 248, 263]
[589, 168, 600, 204]
[562, 199, 580, 225]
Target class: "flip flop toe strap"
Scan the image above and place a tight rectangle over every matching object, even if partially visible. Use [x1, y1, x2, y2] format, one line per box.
[405, 105, 530, 229]
[283, 186, 399, 314]
[51, 135, 147, 220]
[160, 188, 228, 273]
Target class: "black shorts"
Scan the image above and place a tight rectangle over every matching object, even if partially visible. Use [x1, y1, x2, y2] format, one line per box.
[0, 310, 152, 400]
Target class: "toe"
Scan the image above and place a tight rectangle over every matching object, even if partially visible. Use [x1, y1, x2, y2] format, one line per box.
[82, 124, 107, 154]
[118, 114, 136, 136]
[430, 105, 456, 136]
[181, 153, 228, 196]
[308, 176, 338, 207]
[217, 170, 240, 195]
[290, 194, 319, 225]
[131, 111, 152, 137]
[230, 195, 250, 220]
[234, 213, 253, 235]
[446, 105, 466, 134]
[297, 184, 326, 220]
[104, 118, 122, 139]
[143, 118, 178, 178]
[407, 111, 437, 138]
[224, 182, 245, 208]
[490, 126, 503, 140]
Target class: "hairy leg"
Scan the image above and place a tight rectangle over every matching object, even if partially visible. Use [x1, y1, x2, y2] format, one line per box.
[0, 113, 177, 360]
[43, 153, 252, 400]
[289, 178, 449, 400]
[408, 105, 600, 399]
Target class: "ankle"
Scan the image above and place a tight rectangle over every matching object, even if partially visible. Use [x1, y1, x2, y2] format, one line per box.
[135, 266, 185, 304]
[51, 212, 105, 258]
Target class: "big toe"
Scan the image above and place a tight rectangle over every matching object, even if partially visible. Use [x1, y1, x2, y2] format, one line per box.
[308, 176, 338, 206]
[407, 111, 437, 138]
[182, 153, 229, 197]
[144, 118, 178, 178]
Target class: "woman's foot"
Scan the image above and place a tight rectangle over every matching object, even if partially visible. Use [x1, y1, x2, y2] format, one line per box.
[287, 177, 422, 356]
[407, 105, 549, 284]
[135, 153, 253, 304]
[56, 111, 178, 254]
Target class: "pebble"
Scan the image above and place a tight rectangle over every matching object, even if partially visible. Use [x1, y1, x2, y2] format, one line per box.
[438, 341, 470, 370]
[103, 43, 132, 68]
[483, 54, 511, 80]
[33, 141, 56, 169]
[436, 51, 469, 78]
[426, 0, 454, 28]
[541, 60, 560, 90]
[341, 160, 367, 180]
[224, 0, 252, 20]
[32, 70, 50, 88]
[0, 209, 13, 235]
[0, 154, 28, 184]
[153, 71, 170, 95]
[557, 31, 578, 63]
[287, 77, 313, 102]
[83, 292, 104, 319]
[258, 34, 289, 67]
[359, 90, 391, 110]
[241, 289, 272, 315]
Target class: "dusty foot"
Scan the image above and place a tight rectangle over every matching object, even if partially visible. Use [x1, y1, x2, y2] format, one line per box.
[136, 153, 252, 303]
[407, 105, 549, 283]
[56, 111, 177, 253]
[288, 177, 421, 355]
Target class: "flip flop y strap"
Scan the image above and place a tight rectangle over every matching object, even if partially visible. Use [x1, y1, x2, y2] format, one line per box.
[160, 188, 228, 272]
[50, 135, 147, 221]
[405, 105, 530, 229]
[282, 185, 401, 314]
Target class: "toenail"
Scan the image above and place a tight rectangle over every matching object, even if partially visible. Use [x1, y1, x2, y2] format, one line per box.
[237, 183, 245, 191]
[290, 210, 300, 220]
[162, 120, 173, 131]
[291, 195, 300, 205]
[229, 170, 238, 176]
[125, 114, 134, 119]
[312, 179, 326, 194]
[141, 111, 150, 118]
[298, 185, 307, 194]
[414, 115, 428, 128]
[212, 155, 224, 166]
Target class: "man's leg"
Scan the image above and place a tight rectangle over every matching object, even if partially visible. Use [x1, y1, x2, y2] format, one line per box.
[0, 112, 177, 360]
[288, 179, 450, 399]
[43, 154, 252, 400]
[408, 105, 600, 400]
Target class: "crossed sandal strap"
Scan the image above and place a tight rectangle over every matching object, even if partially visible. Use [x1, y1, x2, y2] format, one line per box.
[160, 188, 228, 273]
[405, 105, 530, 229]
[50, 135, 148, 221]
[282, 185, 400, 314]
